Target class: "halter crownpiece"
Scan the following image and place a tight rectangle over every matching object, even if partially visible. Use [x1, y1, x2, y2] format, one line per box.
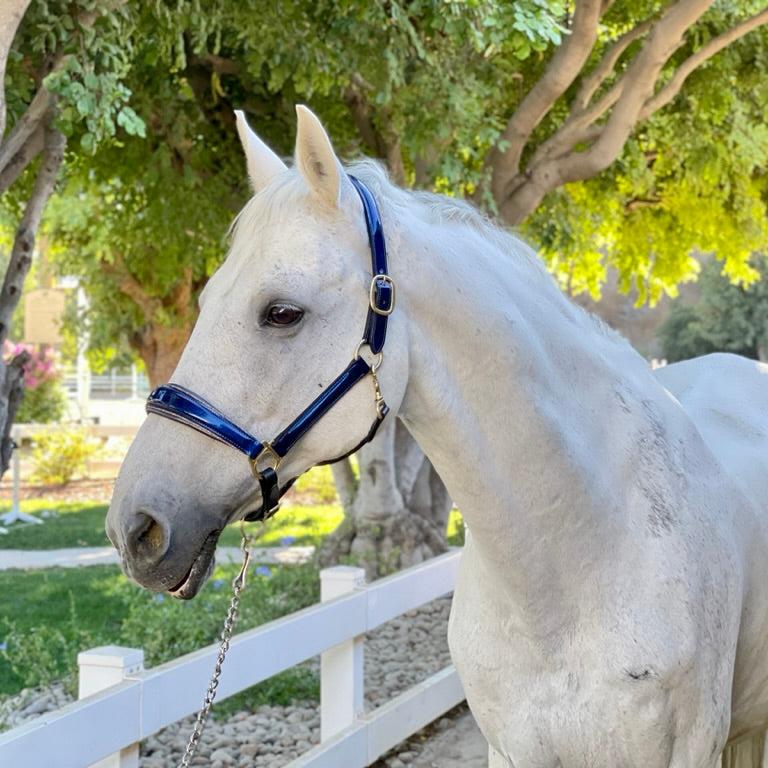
[146, 175, 394, 522]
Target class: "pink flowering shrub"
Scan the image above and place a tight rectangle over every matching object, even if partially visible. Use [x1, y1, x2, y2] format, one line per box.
[3, 341, 66, 423]
[3, 341, 58, 388]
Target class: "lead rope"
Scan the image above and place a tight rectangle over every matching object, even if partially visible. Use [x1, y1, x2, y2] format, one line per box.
[178, 523, 258, 768]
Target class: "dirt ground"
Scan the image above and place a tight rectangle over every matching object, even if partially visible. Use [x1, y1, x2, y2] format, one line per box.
[412, 708, 488, 767]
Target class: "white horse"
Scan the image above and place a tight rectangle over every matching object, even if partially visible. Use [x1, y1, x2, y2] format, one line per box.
[107, 105, 768, 768]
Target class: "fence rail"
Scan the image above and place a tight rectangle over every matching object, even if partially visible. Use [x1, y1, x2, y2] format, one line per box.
[0, 550, 464, 768]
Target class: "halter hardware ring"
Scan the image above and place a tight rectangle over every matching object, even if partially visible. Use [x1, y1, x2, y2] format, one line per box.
[369, 274, 396, 316]
[251, 442, 282, 477]
[354, 339, 384, 371]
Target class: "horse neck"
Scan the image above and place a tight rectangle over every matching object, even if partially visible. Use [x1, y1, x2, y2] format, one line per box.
[395, 212, 674, 627]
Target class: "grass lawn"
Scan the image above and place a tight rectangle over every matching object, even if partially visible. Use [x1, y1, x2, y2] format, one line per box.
[0, 465, 343, 550]
[0, 501, 346, 550]
[0, 565, 132, 695]
[0, 501, 110, 549]
[0, 559, 320, 705]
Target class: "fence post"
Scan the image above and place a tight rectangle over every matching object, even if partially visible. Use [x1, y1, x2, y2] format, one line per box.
[320, 566, 366, 741]
[78, 646, 144, 768]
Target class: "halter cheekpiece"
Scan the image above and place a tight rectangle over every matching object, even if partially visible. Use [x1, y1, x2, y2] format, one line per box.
[146, 176, 394, 522]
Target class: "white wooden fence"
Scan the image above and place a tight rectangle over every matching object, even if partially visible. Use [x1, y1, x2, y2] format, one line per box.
[0, 550, 465, 768]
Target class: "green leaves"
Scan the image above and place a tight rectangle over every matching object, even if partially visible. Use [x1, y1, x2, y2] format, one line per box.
[10, 1, 144, 154]
[115, 106, 146, 138]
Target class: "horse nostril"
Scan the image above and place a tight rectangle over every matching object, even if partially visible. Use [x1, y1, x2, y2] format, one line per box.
[125, 510, 170, 563]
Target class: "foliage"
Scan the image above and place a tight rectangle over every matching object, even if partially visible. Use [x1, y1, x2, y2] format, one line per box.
[118, 561, 318, 668]
[0, 597, 92, 694]
[5, 1, 144, 159]
[2, 341, 67, 423]
[520, 5, 768, 304]
[657, 305, 717, 363]
[29, 428, 101, 485]
[0, 560, 320, 702]
[35, 0, 565, 373]
[1, 340, 63, 422]
[0, 565, 129, 696]
[659, 256, 768, 362]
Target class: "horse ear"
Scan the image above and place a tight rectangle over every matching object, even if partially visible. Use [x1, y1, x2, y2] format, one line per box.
[294, 105, 347, 208]
[235, 110, 286, 193]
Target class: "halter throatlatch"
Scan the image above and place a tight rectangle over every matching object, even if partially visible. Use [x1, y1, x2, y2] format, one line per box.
[146, 176, 394, 522]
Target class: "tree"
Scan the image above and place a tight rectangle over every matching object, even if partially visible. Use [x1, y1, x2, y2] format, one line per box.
[28, 1, 768, 572]
[489, 1, 768, 304]
[0, 1, 144, 474]
[659, 256, 768, 362]
[45, 81, 243, 386]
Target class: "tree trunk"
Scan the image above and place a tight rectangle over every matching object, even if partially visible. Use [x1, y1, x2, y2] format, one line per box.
[320, 417, 452, 578]
[0, 351, 29, 476]
[131, 321, 194, 388]
[0, 120, 65, 478]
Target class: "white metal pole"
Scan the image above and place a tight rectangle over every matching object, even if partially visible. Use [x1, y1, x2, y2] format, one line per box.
[319, 566, 366, 741]
[0, 427, 41, 526]
[78, 646, 144, 768]
[11, 430, 20, 518]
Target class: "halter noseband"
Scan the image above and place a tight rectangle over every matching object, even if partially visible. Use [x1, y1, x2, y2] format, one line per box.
[145, 176, 394, 522]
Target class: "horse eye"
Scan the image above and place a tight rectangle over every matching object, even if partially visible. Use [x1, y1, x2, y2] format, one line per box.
[264, 303, 304, 327]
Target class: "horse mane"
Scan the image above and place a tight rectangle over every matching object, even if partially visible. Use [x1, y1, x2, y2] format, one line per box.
[232, 158, 547, 275]
[346, 159, 550, 276]
[347, 161, 627, 346]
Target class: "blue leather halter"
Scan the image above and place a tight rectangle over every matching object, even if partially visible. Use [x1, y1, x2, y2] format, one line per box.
[146, 176, 395, 522]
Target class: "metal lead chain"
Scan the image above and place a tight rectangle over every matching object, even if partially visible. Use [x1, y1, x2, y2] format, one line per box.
[178, 528, 254, 768]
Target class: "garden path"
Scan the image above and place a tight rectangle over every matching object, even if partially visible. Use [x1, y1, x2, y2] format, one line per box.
[0, 543, 314, 570]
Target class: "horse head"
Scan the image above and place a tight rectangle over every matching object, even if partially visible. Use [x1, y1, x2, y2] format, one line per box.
[106, 106, 409, 597]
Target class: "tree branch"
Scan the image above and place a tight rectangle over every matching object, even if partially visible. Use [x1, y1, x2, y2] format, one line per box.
[166, 266, 195, 313]
[189, 53, 241, 76]
[343, 78, 385, 157]
[0, 86, 52, 176]
[0, 122, 44, 194]
[101, 257, 162, 318]
[556, 0, 714, 183]
[498, 0, 719, 224]
[573, 19, 654, 110]
[0, 119, 65, 346]
[490, 0, 603, 201]
[639, 7, 768, 120]
[528, 71, 626, 168]
[0, 5, 101, 179]
[0, 350, 30, 477]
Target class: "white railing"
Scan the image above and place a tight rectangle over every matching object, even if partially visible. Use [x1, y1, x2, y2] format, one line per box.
[62, 370, 150, 399]
[0, 551, 465, 768]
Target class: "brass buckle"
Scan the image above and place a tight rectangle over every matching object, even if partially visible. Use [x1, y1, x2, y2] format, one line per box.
[369, 274, 396, 316]
[251, 442, 282, 477]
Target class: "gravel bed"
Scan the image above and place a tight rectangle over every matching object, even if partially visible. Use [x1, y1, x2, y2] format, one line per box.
[0, 596, 456, 766]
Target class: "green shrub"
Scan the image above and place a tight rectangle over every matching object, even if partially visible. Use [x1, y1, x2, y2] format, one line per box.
[0, 598, 94, 695]
[16, 378, 68, 424]
[29, 429, 101, 485]
[116, 562, 319, 667]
